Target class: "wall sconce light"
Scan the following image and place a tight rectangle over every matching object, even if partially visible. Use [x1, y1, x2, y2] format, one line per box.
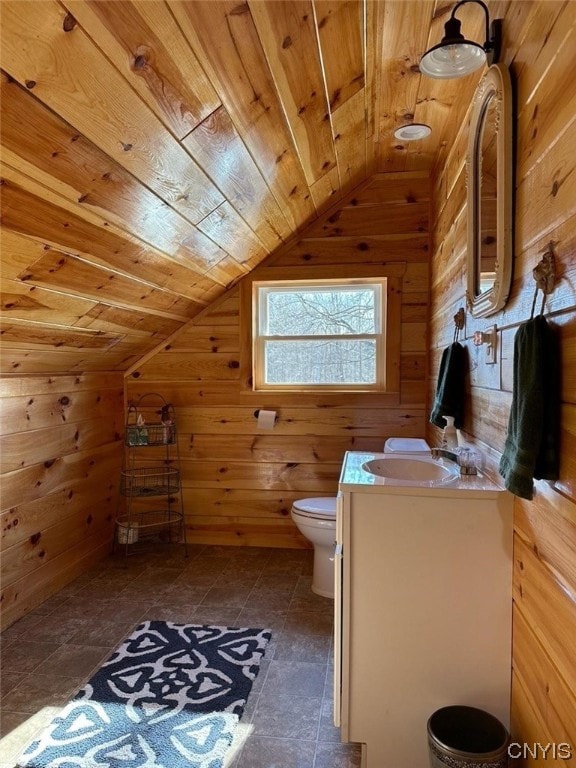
[420, 0, 502, 79]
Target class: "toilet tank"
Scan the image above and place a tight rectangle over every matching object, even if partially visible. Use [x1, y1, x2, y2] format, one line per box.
[383, 437, 430, 454]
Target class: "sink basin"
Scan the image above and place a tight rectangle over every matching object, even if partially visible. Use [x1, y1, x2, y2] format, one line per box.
[361, 457, 460, 487]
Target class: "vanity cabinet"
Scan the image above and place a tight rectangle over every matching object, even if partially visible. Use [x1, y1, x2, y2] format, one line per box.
[334, 452, 513, 768]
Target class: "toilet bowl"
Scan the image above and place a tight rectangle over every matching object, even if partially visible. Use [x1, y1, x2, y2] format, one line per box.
[291, 497, 337, 598]
[291, 438, 431, 599]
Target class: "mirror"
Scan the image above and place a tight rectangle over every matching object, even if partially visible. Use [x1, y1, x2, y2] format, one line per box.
[466, 63, 513, 318]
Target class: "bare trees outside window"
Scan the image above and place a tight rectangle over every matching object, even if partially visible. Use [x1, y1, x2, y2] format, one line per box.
[254, 280, 386, 390]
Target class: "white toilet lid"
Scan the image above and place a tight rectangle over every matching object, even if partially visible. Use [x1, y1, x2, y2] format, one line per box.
[292, 497, 336, 519]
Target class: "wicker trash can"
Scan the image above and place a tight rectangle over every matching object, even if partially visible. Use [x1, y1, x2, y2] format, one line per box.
[428, 706, 510, 768]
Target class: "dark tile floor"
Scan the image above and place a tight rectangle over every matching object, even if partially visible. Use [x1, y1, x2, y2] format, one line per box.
[0, 544, 361, 768]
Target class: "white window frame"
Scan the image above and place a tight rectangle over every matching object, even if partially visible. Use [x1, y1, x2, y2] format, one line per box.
[252, 277, 388, 392]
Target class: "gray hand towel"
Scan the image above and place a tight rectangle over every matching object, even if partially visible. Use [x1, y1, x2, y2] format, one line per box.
[430, 342, 467, 429]
[498, 316, 560, 500]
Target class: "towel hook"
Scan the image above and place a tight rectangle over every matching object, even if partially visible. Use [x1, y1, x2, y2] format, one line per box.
[530, 242, 556, 318]
[453, 307, 465, 342]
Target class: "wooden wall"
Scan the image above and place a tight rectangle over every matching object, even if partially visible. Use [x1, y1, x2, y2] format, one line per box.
[429, 1, 576, 758]
[0, 373, 123, 630]
[126, 173, 430, 548]
[0, 0, 443, 380]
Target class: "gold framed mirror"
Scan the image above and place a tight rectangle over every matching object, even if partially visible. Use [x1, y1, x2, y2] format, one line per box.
[466, 63, 513, 318]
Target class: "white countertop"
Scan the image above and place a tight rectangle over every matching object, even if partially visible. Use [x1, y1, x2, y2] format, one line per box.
[338, 451, 508, 498]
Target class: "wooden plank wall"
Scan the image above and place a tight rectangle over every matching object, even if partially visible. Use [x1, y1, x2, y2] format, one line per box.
[126, 173, 430, 548]
[429, 1, 576, 759]
[0, 373, 124, 630]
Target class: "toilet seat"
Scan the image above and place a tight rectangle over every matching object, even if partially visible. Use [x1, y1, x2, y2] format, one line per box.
[292, 497, 336, 521]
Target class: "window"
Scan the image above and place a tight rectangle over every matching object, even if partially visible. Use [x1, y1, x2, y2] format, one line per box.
[252, 278, 387, 391]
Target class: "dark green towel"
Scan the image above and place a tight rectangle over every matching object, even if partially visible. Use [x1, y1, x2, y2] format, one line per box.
[430, 342, 467, 429]
[498, 316, 560, 500]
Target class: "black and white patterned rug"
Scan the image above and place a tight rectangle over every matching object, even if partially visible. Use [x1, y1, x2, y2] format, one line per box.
[17, 621, 272, 768]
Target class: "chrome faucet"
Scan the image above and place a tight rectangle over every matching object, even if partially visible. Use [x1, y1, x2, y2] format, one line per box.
[431, 447, 478, 475]
[431, 447, 459, 463]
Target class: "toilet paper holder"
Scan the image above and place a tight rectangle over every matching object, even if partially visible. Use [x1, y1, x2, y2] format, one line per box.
[254, 409, 279, 425]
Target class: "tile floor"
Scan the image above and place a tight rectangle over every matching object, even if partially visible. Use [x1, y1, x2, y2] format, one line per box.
[0, 544, 361, 768]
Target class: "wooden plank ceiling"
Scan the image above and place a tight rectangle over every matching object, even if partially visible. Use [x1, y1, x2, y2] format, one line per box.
[0, 0, 492, 374]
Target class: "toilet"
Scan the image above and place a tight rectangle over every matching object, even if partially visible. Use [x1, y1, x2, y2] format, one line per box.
[291, 437, 431, 598]
[291, 496, 337, 598]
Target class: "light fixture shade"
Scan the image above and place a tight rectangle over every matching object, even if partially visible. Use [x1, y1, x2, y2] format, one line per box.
[419, 40, 486, 79]
[420, 0, 502, 79]
[394, 123, 432, 141]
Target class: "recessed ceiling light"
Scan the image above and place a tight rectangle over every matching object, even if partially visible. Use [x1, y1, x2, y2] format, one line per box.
[394, 123, 432, 141]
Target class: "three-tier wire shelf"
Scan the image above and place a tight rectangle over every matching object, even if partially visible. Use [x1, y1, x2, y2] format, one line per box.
[116, 393, 188, 556]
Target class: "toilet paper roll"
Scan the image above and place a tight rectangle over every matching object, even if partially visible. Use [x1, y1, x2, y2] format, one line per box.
[257, 409, 277, 429]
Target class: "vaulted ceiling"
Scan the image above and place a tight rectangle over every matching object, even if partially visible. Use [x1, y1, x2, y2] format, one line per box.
[0, 0, 505, 373]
